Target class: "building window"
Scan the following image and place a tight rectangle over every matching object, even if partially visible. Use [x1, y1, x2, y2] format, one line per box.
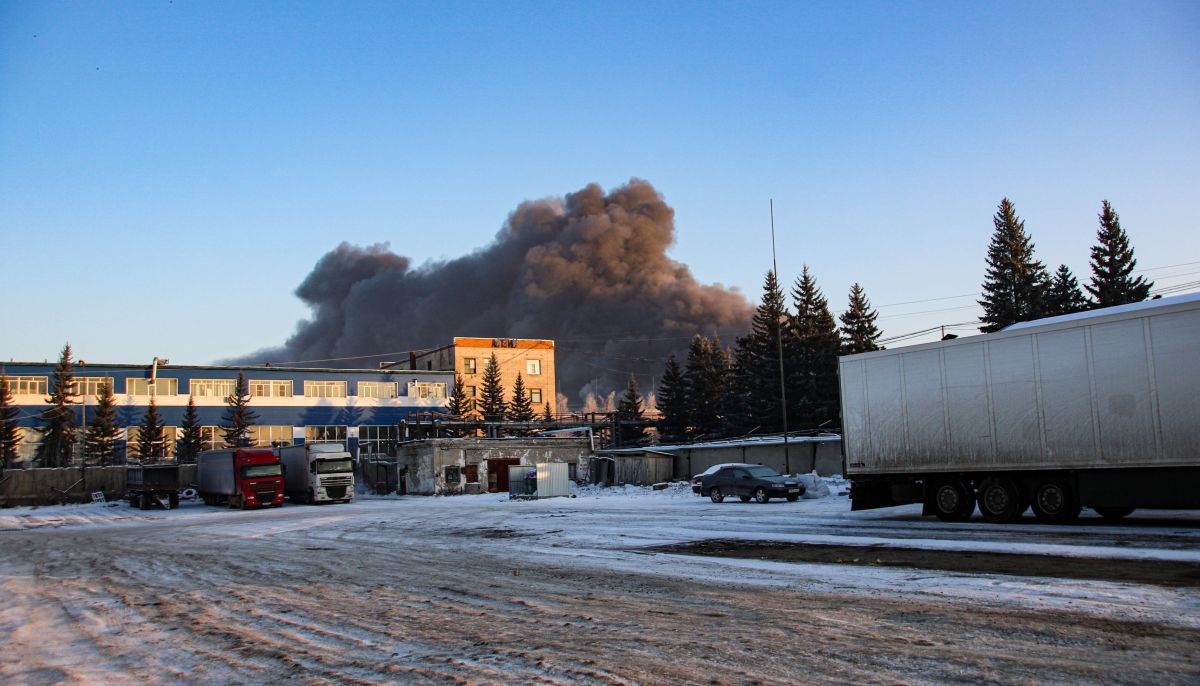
[465, 385, 477, 397]
[526, 359, 541, 375]
[463, 358, 477, 374]
[16, 427, 39, 462]
[127, 378, 179, 396]
[465, 399, 476, 413]
[72, 377, 114, 398]
[199, 426, 228, 451]
[250, 380, 293, 398]
[358, 381, 397, 399]
[359, 424, 402, 456]
[251, 425, 293, 447]
[304, 381, 347, 398]
[6, 376, 48, 396]
[408, 381, 447, 400]
[568, 462, 578, 481]
[190, 379, 237, 398]
[126, 426, 179, 459]
[306, 425, 347, 444]
[530, 388, 542, 404]
[464, 465, 479, 483]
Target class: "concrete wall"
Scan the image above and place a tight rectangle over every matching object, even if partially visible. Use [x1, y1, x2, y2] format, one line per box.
[0, 465, 198, 507]
[397, 438, 591, 495]
[672, 440, 844, 479]
[592, 454, 674, 486]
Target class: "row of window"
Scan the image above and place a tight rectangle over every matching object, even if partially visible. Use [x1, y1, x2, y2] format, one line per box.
[2, 376, 446, 400]
[461, 385, 544, 404]
[463, 358, 542, 376]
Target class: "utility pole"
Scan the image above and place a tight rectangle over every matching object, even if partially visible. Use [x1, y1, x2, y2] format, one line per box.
[771, 200, 791, 474]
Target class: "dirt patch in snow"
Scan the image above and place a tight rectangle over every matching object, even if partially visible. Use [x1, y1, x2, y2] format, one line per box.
[658, 539, 1200, 587]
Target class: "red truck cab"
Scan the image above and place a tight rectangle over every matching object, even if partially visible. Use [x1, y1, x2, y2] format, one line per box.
[237, 449, 286, 508]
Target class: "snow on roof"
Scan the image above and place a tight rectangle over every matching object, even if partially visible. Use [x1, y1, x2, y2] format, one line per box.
[601, 433, 841, 455]
[1003, 291, 1200, 331]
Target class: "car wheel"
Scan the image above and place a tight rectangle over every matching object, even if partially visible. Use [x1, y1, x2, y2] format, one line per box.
[1031, 479, 1081, 523]
[786, 495, 799, 502]
[709, 487, 724, 503]
[977, 476, 1025, 523]
[754, 487, 769, 504]
[1094, 506, 1135, 521]
[739, 496, 751, 503]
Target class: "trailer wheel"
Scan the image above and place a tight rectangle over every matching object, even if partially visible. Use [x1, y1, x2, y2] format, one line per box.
[1093, 506, 1135, 521]
[139, 494, 152, 511]
[931, 479, 974, 522]
[978, 476, 1026, 523]
[129, 494, 140, 509]
[1031, 479, 1080, 523]
[168, 493, 179, 509]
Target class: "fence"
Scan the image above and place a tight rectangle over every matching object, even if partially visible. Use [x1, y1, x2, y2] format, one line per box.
[0, 465, 198, 507]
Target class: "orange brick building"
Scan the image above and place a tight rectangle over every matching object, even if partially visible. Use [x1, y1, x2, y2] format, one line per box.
[400, 337, 557, 416]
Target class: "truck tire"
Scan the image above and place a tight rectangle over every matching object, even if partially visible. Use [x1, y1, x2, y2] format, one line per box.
[1093, 506, 1135, 521]
[977, 476, 1026, 523]
[1031, 479, 1081, 523]
[129, 494, 140, 509]
[168, 493, 179, 509]
[139, 494, 151, 511]
[931, 478, 974, 522]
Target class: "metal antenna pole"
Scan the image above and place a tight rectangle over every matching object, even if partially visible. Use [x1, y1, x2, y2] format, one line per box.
[770, 200, 791, 474]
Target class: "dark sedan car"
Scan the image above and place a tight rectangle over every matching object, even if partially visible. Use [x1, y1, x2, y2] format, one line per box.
[698, 463, 804, 503]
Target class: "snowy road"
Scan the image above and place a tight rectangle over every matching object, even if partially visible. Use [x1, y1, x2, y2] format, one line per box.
[2, 484, 1199, 685]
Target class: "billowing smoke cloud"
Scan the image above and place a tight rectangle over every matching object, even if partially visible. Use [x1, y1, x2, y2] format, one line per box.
[239, 180, 753, 406]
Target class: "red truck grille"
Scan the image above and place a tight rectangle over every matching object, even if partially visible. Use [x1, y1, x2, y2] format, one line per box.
[255, 490, 277, 503]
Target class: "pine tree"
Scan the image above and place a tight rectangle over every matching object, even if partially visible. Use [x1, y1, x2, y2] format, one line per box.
[175, 396, 203, 464]
[0, 375, 21, 470]
[83, 380, 120, 466]
[979, 198, 1050, 332]
[616, 375, 647, 446]
[478, 353, 506, 421]
[788, 266, 842, 429]
[507, 373, 534, 424]
[35, 343, 79, 468]
[684, 335, 729, 438]
[839, 283, 882, 354]
[135, 397, 167, 462]
[1045, 264, 1090, 316]
[655, 355, 689, 443]
[729, 270, 790, 436]
[222, 372, 259, 448]
[1087, 200, 1153, 307]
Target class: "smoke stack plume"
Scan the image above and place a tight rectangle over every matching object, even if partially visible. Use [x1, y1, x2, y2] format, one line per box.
[239, 180, 753, 405]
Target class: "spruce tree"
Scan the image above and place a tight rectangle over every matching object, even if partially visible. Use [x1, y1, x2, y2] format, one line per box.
[507, 373, 534, 425]
[83, 381, 120, 466]
[222, 372, 259, 448]
[478, 353, 506, 421]
[720, 339, 756, 437]
[684, 335, 729, 438]
[1045, 264, 1090, 316]
[737, 271, 790, 435]
[1087, 200, 1153, 307]
[135, 397, 167, 462]
[788, 266, 841, 429]
[979, 198, 1050, 332]
[655, 355, 689, 443]
[447, 373, 470, 417]
[35, 343, 79, 468]
[175, 396, 203, 464]
[542, 403, 553, 422]
[0, 375, 21, 470]
[839, 283, 882, 354]
[616, 375, 647, 446]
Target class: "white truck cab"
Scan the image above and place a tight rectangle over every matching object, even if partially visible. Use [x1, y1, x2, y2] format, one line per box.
[278, 443, 355, 504]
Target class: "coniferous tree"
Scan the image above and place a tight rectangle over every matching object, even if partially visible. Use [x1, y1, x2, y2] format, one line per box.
[135, 397, 167, 462]
[447, 373, 470, 417]
[616, 375, 647, 446]
[839, 283, 882, 355]
[175, 396, 203, 464]
[35, 343, 79, 468]
[507, 373, 535, 429]
[0, 375, 21, 470]
[732, 270, 790, 435]
[83, 381, 120, 466]
[788, 266, 841, 429]
[222, 372, 259, 448]
[684, 335, 729, 438]
[1045, 264, 1090, 316]
[979, 198, 1050, 332]
[655, 354, 689, 443]
[1087, 200, 1153, 307]
[542, 402, 553, 422]
[719, 340, 756, 437]
[478, 353, 506, 421]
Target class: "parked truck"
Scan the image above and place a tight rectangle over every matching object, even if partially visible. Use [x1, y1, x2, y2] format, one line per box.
[197, 448, 285, 509]
[277, 443, 354, 503]
[839, 292, 1200, 523]
[126, 464, 180, 510]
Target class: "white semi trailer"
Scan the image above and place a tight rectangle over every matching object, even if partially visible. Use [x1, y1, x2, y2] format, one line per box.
[839, 292, 1200, 523]
[277, 443, 355, 504]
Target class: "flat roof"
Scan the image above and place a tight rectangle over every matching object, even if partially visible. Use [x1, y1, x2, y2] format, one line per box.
[0, 361, 454, 376]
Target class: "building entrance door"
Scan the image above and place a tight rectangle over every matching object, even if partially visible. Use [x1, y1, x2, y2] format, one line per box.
[488, 459, 521, 493]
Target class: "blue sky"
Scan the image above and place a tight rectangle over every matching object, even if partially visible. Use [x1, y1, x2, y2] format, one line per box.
[2, 1, 1197, 364]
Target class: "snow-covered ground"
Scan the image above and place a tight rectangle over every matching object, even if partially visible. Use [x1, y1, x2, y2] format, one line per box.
[2, 479, 1198, 684]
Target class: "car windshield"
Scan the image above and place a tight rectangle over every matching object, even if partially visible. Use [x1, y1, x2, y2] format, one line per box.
[747, 466, 780, 478]
[316, 459, 353, 474]
[242, 463, 282, 478]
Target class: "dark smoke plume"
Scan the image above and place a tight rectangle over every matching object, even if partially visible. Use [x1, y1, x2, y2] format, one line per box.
[238, 180, 753, 406]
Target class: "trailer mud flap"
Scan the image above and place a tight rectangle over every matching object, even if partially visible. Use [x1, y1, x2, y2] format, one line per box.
[851, 480, 895, 511]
